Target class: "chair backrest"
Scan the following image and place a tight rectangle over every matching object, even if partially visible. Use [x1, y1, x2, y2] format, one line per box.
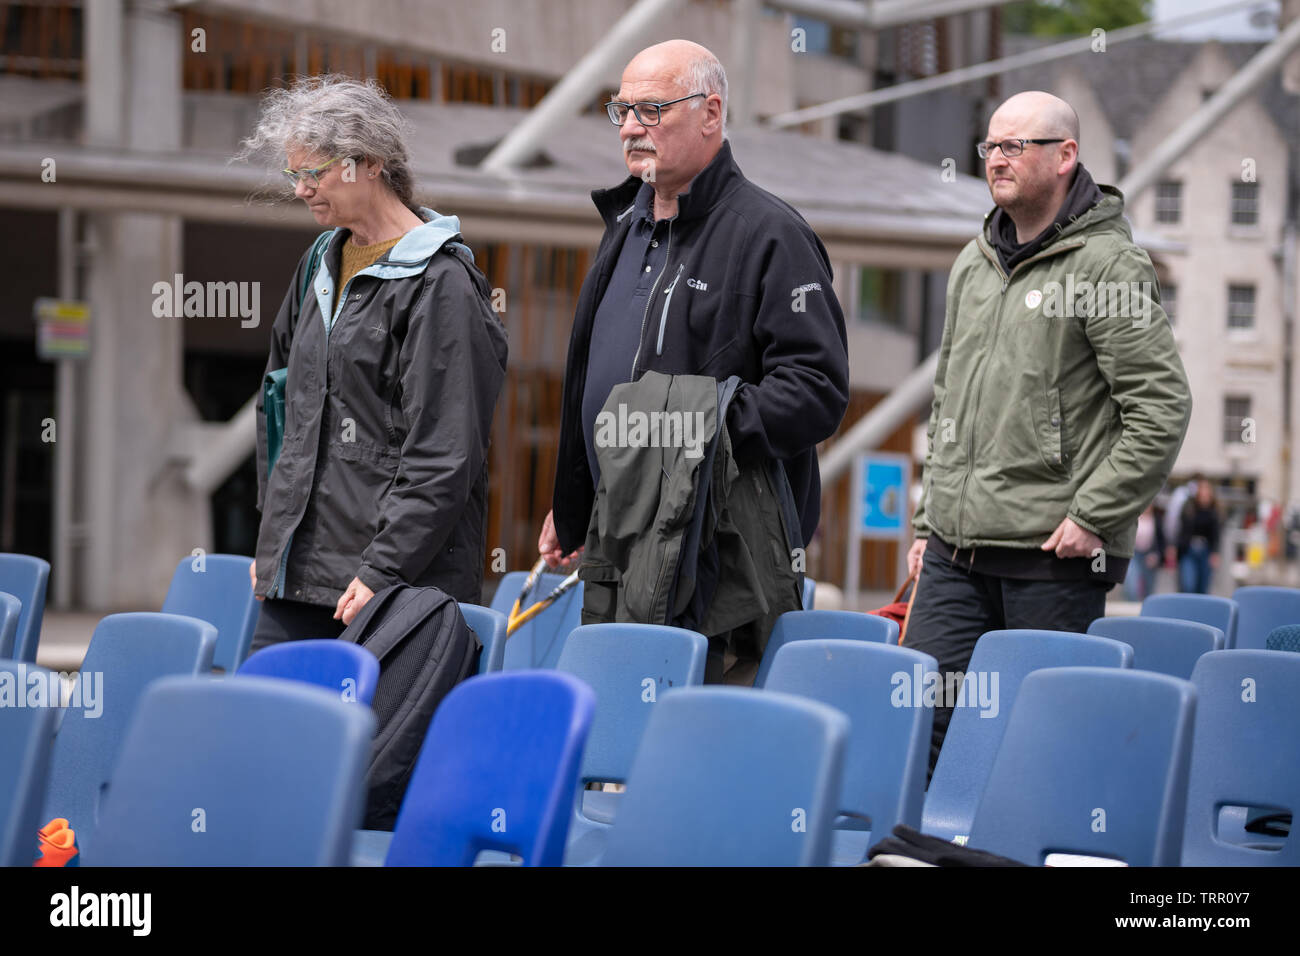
[0, 553, 49, 663]
[922, 629, 1133, 843]
[754, 610, 899, 688]
[1087, 616, 1224, 679]
[491, 570, 584, 670]
[0, 592, 21, 659]
[0, 660, 59, 866]
[237, 639, 380, 706]
[1142, 593, 1239, 649]
[801, 577, 816, 609]
[161, 553, 260, 672]
[1182, 649, 1300, 865]
[556, 623, 708, 785]
[766, 640, 936, 841]
[459, 603, 508, 674]
[1266, 624, 1300, 653]
[601, 687, 849, 866]
[1233, 586, 1300, 651]
[969, 667, 1195, 866]
[93, 675, 374, 865]
[385, 671, 596, 866]
[43, 612, 217, 857]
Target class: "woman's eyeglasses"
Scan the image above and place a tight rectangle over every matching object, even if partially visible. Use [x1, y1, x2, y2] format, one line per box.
[282, 155, 346, 188]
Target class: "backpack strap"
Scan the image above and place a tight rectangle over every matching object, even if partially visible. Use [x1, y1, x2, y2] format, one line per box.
[298, 230, 333, 310]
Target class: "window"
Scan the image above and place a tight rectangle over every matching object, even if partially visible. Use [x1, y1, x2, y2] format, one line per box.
[854, 267, 903, 327]
[1161, 282, 1176, 325]
[1231, 182, 1259, 226]
[1155, 181, 1182, 225]
[1227, 284, 1255, 330]
[1223, 396, 1252, 445]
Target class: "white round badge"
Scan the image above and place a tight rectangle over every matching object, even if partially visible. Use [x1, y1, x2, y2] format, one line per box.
[1025, 289, 1043, 309]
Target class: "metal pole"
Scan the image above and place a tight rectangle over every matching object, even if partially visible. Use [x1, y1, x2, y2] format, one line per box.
[730, 0, 761, 129]
[1120, 14, 1300, 200]
[845, 454, 861, 609]
[480, 0, 685, 173]
[767, 0, 1260, 128]
[53, 208, 77, 608]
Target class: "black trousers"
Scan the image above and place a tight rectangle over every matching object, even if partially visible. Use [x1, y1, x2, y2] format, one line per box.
[248, 598, 347, 657]
[902, 542, 1109, 778]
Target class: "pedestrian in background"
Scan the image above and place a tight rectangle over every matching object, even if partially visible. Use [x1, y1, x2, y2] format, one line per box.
[1176, 480, 1221, 594]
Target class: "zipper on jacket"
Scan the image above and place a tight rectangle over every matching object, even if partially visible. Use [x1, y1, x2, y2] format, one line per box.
[270, 533, 292, 599]
[656, 264, 686, 356]
[631, 220, 674, 378]
[954, 237, 1086, 544]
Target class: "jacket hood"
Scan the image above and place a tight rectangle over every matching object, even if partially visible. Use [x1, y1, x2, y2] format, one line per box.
[384, 206, 465, 264]
[981, 182, 1129, 255]
[313, 207, 469, 328]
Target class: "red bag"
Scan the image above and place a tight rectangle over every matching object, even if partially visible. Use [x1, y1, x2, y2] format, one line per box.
[869, 570, 919, 645]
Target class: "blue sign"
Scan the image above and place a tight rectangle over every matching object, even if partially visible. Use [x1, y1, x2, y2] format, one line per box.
[858, 454, 908, 537]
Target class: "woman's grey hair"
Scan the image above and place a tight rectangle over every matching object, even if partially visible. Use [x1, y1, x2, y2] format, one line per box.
[681, 50, 728, 137]
[238, 74, 419, 210]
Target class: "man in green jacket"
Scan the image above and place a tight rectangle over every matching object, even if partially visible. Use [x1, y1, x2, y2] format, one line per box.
[904, 91, 1191, 773]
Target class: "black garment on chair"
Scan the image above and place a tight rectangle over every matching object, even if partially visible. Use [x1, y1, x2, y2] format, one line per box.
[340, 585, 481, 830]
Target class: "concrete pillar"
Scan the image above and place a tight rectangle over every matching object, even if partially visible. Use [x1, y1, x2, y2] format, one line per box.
[79, 0, 208, 609]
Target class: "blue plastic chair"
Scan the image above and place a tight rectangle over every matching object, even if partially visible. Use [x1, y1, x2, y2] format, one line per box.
[1182, 650, 1300, 865]
[0, 660, 59, 866]
[601, 687, 849, 866]
[754, 610, 898, 688]
[1142, 593, 1239, 649]
[801, 577, 816, 609]
[1087, 616, 1224, 680]
[0, 554, 49, 663]
[968, 667, 1195, 866]
[460, 603, 508, 674]
[161, 553, 260, 673]
[380, 671, 595, 866]
[1233, 586, 1300, 651]
[93, 675, 374, 865]
[555, 623, 708, 865]
[237, 639, 379, 706]
[921, 629, 1133, 843]
[1266, 624, 1300, 653]
[0, 592, 21, 659]
[766, 640, 936, 865]
[42, 612, 217, 859]
[491, 570, 584, 670]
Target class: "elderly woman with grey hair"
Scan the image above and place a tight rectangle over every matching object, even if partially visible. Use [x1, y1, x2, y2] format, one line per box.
[242, 75, 507, 653]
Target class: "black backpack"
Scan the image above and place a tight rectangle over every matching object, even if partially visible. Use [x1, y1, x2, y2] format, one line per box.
[340, 585, 481, 830]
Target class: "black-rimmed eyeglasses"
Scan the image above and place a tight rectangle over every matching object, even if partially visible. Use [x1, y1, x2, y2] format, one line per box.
[605, 93, 707, 127]
[977, 138, 1065, 159]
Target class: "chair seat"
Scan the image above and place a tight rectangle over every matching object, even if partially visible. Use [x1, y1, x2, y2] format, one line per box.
[349, 829, 393, 867]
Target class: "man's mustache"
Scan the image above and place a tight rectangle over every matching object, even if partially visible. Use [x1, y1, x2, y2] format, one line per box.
[624, 137, 656, 154]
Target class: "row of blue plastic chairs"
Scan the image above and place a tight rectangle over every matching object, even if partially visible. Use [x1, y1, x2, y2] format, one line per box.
[3, 551, 1298, 865]
[4, 609, 1297, 866]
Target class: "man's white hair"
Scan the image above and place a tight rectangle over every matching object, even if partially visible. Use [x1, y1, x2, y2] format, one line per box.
[681, 50, 728, 138]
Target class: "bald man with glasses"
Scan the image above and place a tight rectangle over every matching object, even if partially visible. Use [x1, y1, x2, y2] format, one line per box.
[904, 91, 1191, 776]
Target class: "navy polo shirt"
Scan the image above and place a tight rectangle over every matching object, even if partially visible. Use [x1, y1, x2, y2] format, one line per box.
[582, 180, 675, 483]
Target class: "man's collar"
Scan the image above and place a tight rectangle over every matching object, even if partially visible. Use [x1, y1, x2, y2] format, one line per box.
[593, 138, 741, 226]
[633, 180, 655, 223]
